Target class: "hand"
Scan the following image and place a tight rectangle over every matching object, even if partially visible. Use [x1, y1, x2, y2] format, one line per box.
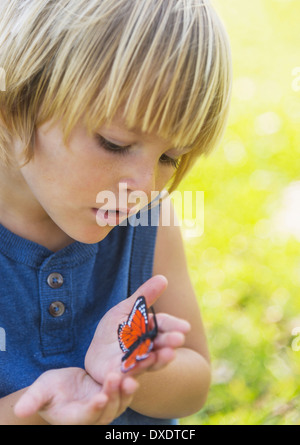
[14, 368, 139, 425]
[85, 275, 191, 384]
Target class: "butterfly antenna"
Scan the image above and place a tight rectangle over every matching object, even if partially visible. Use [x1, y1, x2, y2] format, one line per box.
[150, 306, 158, 336]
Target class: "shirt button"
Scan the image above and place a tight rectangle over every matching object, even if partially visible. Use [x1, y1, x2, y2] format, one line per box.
[49, 301, 65, 317]
[47, 273, 64, 289]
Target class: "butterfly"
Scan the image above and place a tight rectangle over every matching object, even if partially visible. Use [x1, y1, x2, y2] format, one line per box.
[118, 296, 158, 372]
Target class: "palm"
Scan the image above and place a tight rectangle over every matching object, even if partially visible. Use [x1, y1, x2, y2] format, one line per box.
[37, 368, 104, 425]
[15, 367, 139, 425]
[85, 296, 141, 380]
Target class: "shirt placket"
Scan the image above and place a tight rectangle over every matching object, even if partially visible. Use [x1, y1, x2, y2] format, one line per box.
[38, 265, 73, 356]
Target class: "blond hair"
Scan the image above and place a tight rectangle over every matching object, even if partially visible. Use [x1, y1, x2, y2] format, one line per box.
[0, 0, 232, 193]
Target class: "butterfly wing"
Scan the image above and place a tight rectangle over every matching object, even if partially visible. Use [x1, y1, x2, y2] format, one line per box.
[118, 296, 149, 352]
[118, 296, 158, 372]
[121, 338, 154, 373]
[118, 322, 133, 353]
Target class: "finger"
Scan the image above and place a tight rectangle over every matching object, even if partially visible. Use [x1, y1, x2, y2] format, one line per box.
[97, 373, 122, 424]
[153, 331, 186, 349]
[118, 377, 139, 414]
[85, 392, 108, 413]
[151, 313, 191, 333]
[14, 383, 52, 418]
[52, 393, 109, 425]
[126, 348, 176, 375]
[121, 376, 139, 395]
[146, 347, 176, 372]
[127, 275, 168, 309]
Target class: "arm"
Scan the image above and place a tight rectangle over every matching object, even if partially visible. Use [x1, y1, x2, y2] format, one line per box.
[128, 199, 211, 419]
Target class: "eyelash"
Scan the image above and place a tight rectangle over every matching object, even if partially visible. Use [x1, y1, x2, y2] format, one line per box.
[96, 135, 180, 169]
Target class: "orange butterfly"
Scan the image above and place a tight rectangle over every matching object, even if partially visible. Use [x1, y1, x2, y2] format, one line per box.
[118, 296, 158, 372]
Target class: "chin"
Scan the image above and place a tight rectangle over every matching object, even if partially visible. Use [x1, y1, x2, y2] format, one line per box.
[72, 225, 113, 244]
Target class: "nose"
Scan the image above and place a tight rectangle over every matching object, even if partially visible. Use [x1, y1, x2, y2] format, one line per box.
[119, 161, 158, 209]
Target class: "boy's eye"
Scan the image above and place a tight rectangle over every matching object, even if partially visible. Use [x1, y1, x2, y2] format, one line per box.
[159, 154, 180, 169]
[96, 134, 180, 169]
[96, 134, 131, 153]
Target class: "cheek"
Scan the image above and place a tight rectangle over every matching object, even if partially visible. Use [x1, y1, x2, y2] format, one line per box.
[156, 169, 175, 192]
[32, 136, 93, 193]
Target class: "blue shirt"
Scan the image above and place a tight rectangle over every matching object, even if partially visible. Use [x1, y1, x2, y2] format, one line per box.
[0, 207, 175, 425]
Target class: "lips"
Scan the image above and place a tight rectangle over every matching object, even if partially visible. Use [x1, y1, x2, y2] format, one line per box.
[113, 208, 130, 216]
[93, 207, 133, 226]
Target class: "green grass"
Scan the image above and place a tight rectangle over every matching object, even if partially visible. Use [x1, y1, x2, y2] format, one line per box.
[176, 0, 300, 425]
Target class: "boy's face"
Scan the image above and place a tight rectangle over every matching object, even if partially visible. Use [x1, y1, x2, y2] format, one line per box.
[16, 116, 188, 244]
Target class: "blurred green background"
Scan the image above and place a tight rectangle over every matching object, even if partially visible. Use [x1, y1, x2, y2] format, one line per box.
[176, 0, 300, 425]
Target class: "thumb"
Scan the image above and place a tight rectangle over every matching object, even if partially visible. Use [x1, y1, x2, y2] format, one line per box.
[14, 383, 52, 418]
[128, 274, 168, 309]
